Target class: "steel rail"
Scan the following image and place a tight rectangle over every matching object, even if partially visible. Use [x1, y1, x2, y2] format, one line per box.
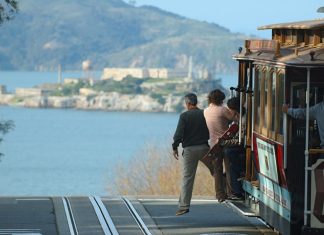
[121, 197, 152, 235]
[89, 196, 119, 235]
[62, 197, 79, 235]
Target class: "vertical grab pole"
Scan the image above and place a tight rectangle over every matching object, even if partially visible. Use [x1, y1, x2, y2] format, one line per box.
[239, 61, 247, 146]
[238, 61, 243, 146]
[304, 67, 311, 226]
[246, 62, 254, 180]
[249, 61, 254, 152]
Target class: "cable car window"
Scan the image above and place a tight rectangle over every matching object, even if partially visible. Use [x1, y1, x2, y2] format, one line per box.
[297, 30, 305, 44]
[278, 73, 285, 136]
[292, 30, 297, 44]
[309, 31, 314, 45]
[285, 30, 293, 44]
[271, 71, 276, 132]
[291, 84, 322, 144]
[263, 70, 268, 129]
[305, 30, 311, 45]
[294, 88, 306, 108]
[254, 68, 261, 130]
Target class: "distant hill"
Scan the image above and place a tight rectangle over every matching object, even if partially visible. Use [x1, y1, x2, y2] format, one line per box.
[0, 0, 249, 73]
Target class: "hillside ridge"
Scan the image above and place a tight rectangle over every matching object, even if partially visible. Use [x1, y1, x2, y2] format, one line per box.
[0, 0, 248, 73]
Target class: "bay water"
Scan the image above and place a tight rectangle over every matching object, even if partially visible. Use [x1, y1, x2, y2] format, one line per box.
[0, 71, 236, 196]
[0, 106, 176, 196]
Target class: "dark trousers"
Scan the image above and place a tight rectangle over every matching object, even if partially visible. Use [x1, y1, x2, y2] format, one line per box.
[223, 146, 245, 196]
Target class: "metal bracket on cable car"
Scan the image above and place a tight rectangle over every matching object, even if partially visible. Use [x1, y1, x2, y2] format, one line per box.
[246, 88, 253, 95]
[230, 86, 246, 94]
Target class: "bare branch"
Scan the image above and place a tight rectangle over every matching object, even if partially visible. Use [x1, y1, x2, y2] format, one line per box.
[0, 0, 19, 25]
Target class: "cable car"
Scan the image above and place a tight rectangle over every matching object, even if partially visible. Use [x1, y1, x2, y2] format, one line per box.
[232, 15, 324, 235]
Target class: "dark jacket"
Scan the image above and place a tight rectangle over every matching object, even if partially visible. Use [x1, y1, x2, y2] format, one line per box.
[172, 108, 209, 150]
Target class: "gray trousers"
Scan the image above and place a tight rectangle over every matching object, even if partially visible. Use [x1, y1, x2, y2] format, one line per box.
[179, 144, 210, 209]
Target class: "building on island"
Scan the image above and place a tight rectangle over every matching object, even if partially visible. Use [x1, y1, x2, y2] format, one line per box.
[15, 88, 50, 97]
[101, 68, 189, 81]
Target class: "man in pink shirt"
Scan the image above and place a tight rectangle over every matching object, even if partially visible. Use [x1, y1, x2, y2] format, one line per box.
[204, 89, 239, 202]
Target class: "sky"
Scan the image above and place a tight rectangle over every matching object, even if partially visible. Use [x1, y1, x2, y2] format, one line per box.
[134, 0, 324, 38]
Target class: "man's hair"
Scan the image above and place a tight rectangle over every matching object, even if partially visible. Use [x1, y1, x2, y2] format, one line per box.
[184, 93, 198, 106]
[227, 97, 240, 112]
[227, 96, 246, 115]
[207, 89, 225, 105]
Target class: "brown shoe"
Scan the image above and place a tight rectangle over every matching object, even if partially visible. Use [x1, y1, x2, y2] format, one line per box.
[176, 209, 189, 216]
[217, 196, 227, 203]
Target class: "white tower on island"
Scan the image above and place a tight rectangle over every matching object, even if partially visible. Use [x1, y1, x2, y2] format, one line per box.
[82, 60, 92, 79]
[187, 56, 193, 81]
[57, 64, 62, 85]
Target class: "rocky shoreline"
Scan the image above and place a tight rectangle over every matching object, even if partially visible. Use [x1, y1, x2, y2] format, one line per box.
[0, 92, 203, 112]
[0, 77, 225, 112]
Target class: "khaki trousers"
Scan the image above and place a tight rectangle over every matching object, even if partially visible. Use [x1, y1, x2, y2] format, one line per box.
[179, 144, 210, 209]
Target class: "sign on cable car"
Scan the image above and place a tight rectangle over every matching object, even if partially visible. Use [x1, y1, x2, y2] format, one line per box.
[256, 138, 279, 183]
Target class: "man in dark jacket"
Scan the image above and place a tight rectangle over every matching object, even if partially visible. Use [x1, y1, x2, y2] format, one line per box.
[172, 93, 210, 216]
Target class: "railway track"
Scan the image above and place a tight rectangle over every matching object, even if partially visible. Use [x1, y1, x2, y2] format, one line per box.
[0, 196, 276, 235]
[61, 196, 152, 235]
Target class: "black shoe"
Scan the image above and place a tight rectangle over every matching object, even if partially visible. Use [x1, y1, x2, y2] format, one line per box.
[217, 197, 226, 203]
[176, 209, 189, 216]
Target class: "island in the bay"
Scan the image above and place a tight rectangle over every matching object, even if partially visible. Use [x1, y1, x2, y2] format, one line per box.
[0, 64, 227, 113]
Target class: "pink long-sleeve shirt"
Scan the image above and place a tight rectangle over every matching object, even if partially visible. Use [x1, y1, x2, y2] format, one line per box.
[204, 104, 238, 147]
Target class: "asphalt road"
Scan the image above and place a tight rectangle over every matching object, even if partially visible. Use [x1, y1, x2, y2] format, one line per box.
[0, 196, 277, 235]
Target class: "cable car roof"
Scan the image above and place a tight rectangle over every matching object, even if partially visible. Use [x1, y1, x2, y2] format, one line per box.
[233, 43, 324, 67]
[258, 19, 324, 30]
[234, 17, 324, 67]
